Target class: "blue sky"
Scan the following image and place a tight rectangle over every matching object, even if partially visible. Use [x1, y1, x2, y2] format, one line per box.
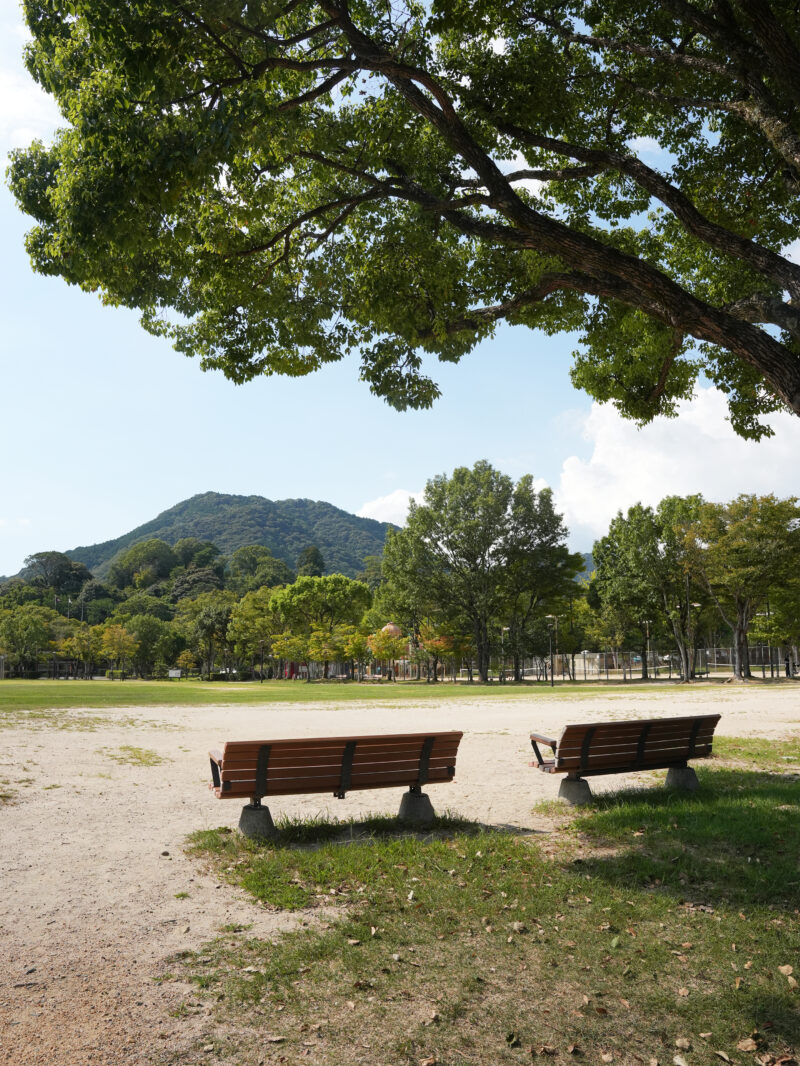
[2, 6, 800, 579]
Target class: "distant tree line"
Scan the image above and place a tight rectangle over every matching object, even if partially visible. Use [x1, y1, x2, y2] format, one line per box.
[1, 463, 798, 682]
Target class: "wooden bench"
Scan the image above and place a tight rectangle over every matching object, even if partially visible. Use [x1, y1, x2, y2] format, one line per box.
[530, 713, 721, 804]
[209, 730, 463, 837]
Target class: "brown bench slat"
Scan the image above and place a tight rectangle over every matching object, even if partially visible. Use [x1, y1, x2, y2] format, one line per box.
[212, 765, 457, 798]
[220, 732, 456, 755]
[552, 714, 718, 732]
[555, 746, 714, 773]
[554, 732, 717, 761]
[556, 719, 718, 742]
[215, 743, 460, 771]
[213, 771, 457, 800]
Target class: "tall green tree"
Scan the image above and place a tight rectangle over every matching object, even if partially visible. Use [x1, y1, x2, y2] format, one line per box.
[23, 551, 92, 595]
[228, 586, 281, 677]
[382, 461, 574, 682]
[11, 1, 800, 433]
[271, 574, 371, 677]
[0, 604, 59, 676]
[694, 494, 800, 678]
[108, 539, 178, 590]
[593, 497, 706, 680]
[175, 590, 237, 678]
[228, 544, 295, 594]
[296, 546, 325, 578]
[501, 478, 584, 680]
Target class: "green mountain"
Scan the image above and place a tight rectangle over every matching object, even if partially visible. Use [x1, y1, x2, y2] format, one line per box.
[66, 493, 394, 579]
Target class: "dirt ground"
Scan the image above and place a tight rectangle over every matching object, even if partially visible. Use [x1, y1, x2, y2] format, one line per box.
[2, 683, 798, 1066]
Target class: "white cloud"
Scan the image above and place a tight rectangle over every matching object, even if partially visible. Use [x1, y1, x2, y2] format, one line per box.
[357, 489, 422, 526]
[627, 135, 666, 157]
[0, 44, 62, 156]
[553, 386, 800, 547]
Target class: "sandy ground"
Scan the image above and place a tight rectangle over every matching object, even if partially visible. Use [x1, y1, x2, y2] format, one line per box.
[1, 683, 798, 1066]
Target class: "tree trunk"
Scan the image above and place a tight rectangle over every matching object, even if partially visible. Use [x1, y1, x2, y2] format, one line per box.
[733, 616, 751, 679]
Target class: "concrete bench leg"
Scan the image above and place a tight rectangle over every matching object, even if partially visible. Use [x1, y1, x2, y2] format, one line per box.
[665, 766, 700, 792]
[558, 776, 592, 805]
[239, 802, 278, 840]
[399, 787, 435, 824]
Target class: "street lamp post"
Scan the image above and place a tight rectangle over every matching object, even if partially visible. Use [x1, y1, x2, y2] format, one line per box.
[500, 626, 509, 683]
[546, 615, 555, 688]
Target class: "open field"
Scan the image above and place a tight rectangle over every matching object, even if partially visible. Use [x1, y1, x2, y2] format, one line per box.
[0, 677, 694, 713]
[1, 683, 798, 1065]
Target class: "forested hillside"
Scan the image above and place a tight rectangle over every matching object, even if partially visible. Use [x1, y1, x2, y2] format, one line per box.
[66, 493, 392, 578]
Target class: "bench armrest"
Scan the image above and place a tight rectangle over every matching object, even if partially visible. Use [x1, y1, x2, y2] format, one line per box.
[530, 732, 558, 768]
[530, 732, 557, 749]
[209, 750, 224, 792]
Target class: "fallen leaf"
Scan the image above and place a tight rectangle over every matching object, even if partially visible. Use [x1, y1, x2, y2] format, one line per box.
[674, 1057, 689, 1066]
[567, 1045, 581, 1055]
[745, 961, 753, 970]
[346, 1000, 355, 1010]
[714, 1053, 732, 1063]
[419, 1057, 437, 1066]
[738, 1038, 759, 1051]
[678, 987, 689, 997]
[779, 965, 794, 976]
[596, 1006, 609, 1016]
[347, 939, 361, 946]
[788, 976, 798, 989]
[676, 1038, 692, 1049]
[266, 1036, 285, 1044]
[700, 1033, 712, 1039]
[601, 1054, 613, 1063]
[537, 1047, 557, 1057]
[620, 998, 631, 1010]
[735, 977, 743, 989]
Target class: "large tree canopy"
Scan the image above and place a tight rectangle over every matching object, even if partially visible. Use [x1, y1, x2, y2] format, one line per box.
[9, 0, 800, 436]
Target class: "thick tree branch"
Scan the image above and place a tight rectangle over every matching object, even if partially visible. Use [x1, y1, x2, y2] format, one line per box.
[724, 292, 800, 339]
[495, 120, 800, 299]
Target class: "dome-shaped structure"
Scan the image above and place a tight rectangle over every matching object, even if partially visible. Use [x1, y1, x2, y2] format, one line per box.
[381, 622, 403, 637]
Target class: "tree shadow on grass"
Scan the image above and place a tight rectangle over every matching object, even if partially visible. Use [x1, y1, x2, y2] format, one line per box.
[572, 766, 800, 909]
[570, 768, 800, 1054]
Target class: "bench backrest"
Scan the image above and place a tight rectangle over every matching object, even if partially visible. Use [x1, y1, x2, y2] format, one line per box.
[553, 714, 721, 775]
[210, 731, 463, 801]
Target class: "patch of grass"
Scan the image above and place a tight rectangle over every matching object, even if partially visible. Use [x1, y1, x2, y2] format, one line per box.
[714, 734, 800, 770]
[174, 892, 190, 899]
[183, 744, 800, 1066]
[0, 705, 150, 731]
[96, 745, 166, 767]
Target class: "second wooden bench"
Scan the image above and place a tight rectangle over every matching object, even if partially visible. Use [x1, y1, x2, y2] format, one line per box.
[209, 730, 463, 837]
[530, 713, 721, 804]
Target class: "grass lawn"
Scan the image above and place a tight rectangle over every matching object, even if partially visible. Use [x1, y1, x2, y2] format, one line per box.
[0, 677, 697, 715]
[177, 737, 800, 1066]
